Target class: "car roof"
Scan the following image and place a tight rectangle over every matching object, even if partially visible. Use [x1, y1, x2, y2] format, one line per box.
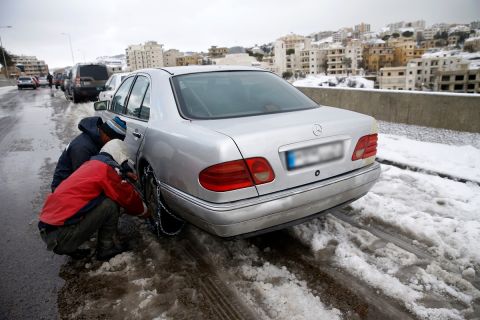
[157, 65, 266, 76]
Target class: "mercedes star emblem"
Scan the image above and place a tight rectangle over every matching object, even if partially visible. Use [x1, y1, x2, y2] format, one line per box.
[313, 124, 322, 136]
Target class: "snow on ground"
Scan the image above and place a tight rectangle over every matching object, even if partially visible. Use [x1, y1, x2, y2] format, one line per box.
[293, 75, 374, 89]
[291, 121, 480, 319]
[378, 134, 480, 183]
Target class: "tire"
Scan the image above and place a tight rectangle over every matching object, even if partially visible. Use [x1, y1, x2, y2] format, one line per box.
[72, 92, 79, 103]
[143, 165, 185, 237]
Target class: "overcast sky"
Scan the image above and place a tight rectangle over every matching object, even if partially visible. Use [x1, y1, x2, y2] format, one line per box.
[1, 0, 479, 69]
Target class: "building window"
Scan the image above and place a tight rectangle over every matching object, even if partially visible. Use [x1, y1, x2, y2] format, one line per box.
[454, 84, 463, 91]
[399, 72, 404, 76]
[387, 72, 391, 76]
[455, 75, 464, 81]
[468, 74, 476, 81]
[441, 75, 450, 81]
[418, 62, 422, 66]
[467, 83, 475, 90]
[441, 84, 449, 90]
[409, 71, 413, 74]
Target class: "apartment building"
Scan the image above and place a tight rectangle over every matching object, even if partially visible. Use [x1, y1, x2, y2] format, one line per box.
[464, 37, 480, 52]
[163, 49, 182, 67]
[277, 34, 305, 50]
[273, 40, 287, 75]
[434, 67, 479, 93]
[176, 54, 202, 66]
[392, 40, 425, 66]
[354, 23, 371, 35]
[126, 41, 164, 71]
[208, 46, 228, 58]
[332, 28, 352, 43]
[422, 28, 440, 40]
[11, 55, 49, 76]
[327, 45, 347, 75]
[345, 40, 363, 75]
[378, 66, 414, 90]
[363, 39, 394, 73]
[406, 50, 475, 90]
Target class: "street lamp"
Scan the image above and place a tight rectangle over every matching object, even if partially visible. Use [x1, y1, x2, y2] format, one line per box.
[61, 32, 75, 65]
[0, 25, 12, 80]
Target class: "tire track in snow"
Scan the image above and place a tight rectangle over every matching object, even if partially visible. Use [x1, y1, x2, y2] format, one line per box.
[376, 158, 480, 186]
[330, 209, 480, 292]
[246, 230, 416, 320]
[182, 232, 259, 320]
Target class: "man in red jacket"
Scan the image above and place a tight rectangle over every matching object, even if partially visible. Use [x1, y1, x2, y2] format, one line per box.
[39, 140, 150, 261]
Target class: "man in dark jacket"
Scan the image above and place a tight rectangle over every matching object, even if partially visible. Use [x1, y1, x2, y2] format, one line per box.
[51, 116, 127, 191]
[39, 140, 150, 261]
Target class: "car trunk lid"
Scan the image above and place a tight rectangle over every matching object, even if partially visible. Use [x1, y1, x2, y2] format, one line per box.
[195, 106, 377, 195]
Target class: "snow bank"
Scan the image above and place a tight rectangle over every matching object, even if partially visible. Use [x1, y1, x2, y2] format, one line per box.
[378, 134, 480, 183]
[293, 75, 374, 89]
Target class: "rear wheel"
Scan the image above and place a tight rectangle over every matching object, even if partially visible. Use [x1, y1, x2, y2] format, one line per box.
[72, 92, 80, 103]
[143, 165, 185, 237]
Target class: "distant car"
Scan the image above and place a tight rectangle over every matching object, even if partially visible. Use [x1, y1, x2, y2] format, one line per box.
[94, 66, 381, 238]
[65, 63, 109, 103]
[60, 70, 70, 92]
[17, 76, 37, 90]
[99, 72, 130, 101]
[38, 76, 48, 87]
[54, 73, 63, 89]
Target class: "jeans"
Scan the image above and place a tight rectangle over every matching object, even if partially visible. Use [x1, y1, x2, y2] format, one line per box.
[40, 198, 120, 254]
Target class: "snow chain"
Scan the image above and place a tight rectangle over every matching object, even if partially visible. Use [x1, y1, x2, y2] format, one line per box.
[144, 166, 185, 237]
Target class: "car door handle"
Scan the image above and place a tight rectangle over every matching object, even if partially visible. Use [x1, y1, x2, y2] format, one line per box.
[132, 131, 142, 138]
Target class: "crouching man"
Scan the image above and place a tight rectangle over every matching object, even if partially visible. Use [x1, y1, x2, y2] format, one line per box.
[38, 139, 150, 261]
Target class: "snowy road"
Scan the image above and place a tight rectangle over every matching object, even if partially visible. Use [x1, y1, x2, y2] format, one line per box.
[0, 87, 479, 319]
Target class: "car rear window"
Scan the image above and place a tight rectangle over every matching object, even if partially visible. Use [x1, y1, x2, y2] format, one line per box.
[171, 71, 318, 119]
[79, 65, 108, 80]
[19, 77, 31, 80]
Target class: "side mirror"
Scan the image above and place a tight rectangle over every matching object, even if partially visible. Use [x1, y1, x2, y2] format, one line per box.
[94, 100, 108, 111]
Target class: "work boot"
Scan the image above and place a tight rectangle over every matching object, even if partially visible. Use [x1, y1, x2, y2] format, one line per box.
[96, 244, 129, 261]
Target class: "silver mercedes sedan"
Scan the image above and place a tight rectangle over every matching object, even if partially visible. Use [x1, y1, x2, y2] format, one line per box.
[94, 66, 380, 238]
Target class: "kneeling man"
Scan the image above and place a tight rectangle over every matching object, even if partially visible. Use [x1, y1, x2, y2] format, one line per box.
[38, 140, 150, 261]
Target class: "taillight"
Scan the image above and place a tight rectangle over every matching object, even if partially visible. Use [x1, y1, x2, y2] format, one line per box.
[75, 76, 80, 85]
[352, 134, 378, 161]
[245, 157, 275, 185]
[199, 157, 275, 192]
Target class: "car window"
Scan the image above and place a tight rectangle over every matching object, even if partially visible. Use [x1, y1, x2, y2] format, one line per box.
[139, 86, 150, 120]
[171, 71, 318, 119]
[126, 76, 149, 118]
[110, 76, 134, 114]
[79, 65, 108, 80]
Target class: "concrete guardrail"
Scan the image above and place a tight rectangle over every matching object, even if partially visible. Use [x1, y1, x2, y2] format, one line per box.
[298, 86, 480, 133]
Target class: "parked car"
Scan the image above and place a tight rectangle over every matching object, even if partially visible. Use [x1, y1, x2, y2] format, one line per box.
[38, 76, 48, 87]
[17, 76, 38, 90]
[65, 63, 109, 103]
[54, 73, 63, 89]
[94, 66, 381, 238]
[99, 72, 130, 101]
[60, 68, 71, 92]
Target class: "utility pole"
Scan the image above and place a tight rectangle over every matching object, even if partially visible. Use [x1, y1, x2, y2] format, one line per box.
[61, 33, 75, 65]
[0, 26, 12, 80]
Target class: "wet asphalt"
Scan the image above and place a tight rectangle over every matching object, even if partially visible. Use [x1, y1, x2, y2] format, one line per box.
[0, 87, 70, 319]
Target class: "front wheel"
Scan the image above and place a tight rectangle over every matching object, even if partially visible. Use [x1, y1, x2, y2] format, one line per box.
[144, 165, 185, 237]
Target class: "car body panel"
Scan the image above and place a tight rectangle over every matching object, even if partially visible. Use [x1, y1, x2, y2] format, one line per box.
[162, 162, 381, 237]
[98, 66, 380, 237]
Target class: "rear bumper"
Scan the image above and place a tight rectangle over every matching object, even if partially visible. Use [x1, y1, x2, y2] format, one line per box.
[18, 84, 36, 88]
[162, 162, 381, 237]
[74, 87, 104, 98]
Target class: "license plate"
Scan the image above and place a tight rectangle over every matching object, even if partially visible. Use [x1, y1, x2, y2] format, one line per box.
[96, 86, 103, 90]
[286, 141, 343, 170]
[83, 81, 91, 85]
